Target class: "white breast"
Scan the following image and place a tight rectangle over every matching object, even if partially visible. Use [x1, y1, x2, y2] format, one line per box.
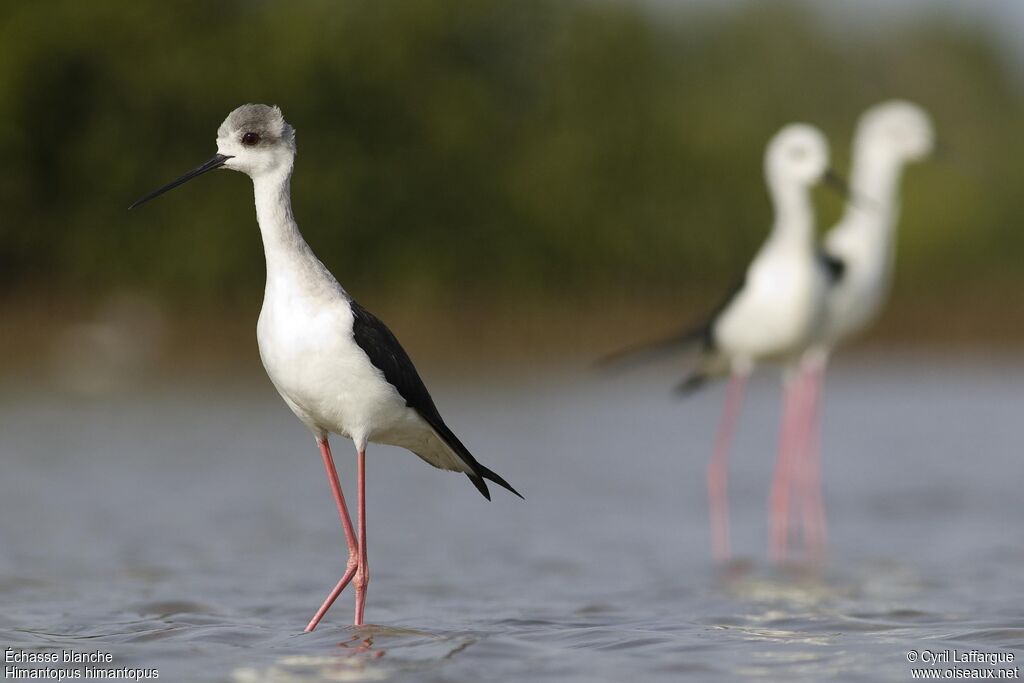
[256, 278, 412, 445]
[714, 249, 826, 363]
[819, 213, 897, 346]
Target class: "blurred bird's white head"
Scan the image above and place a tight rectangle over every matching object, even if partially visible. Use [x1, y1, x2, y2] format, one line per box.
[217, 104, 297, 177]
[857, 100, 934, 163]
[765, 123, 830, 188]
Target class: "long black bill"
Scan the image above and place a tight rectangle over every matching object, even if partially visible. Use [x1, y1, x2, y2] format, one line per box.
[129, 153, 233, 210]
[824, 167, 884, 212]
[934, 141, 981, 180]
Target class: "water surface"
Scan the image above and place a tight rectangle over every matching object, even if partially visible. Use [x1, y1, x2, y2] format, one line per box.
[1, 355, 1022, 681]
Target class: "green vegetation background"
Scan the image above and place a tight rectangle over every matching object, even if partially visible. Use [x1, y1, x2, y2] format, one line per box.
[1, 1, 1021, 322]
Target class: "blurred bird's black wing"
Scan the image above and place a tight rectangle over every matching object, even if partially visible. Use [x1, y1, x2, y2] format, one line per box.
[348, 299, 521, 501]
[818, 249, 846, 284]
[694, 273, 748, 351]
[596, 273, 746, 369]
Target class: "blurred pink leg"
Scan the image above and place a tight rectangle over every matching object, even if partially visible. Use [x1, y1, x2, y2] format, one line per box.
[708, 373, 747, 562]
[769, 374, 803, 562]
[801, 360, 829, 558]
[789, 365, 813, 551]
[789, 353, 829, 561]
[305, 438, 360, 632]
[353, 449, 369, 625]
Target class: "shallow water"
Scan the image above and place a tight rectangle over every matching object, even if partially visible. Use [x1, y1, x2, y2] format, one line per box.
[2, 355, 1023, 681]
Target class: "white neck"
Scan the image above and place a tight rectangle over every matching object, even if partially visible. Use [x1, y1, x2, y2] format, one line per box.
[843, 145, 905, 229]
[251, 161, 317, 279]
[766, 174, 815, 252]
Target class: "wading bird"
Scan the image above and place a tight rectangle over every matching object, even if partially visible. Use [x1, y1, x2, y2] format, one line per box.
[778, 101, 935, 560]
[130, 104, 521, 630]
[602, 124, 843, 562]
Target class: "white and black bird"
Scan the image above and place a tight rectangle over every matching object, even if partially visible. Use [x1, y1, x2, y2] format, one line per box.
[601, 124, 842, 562]
[779, 101, 935, 558]
[130, 104, 521, 630]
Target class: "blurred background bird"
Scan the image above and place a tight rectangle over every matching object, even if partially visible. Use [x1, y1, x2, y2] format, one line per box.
[776, 100, 936, 562]
[599, 123, 841, 562]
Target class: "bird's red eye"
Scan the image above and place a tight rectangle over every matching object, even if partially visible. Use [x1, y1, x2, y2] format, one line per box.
[242, 132, 260, 146]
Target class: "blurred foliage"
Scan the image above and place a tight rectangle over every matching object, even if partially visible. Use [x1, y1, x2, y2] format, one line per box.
[0, 0, 1021, 310]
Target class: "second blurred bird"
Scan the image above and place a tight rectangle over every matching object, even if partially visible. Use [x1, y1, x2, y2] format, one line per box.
[601, 122, 843, 562]
[602, 101, 933, 565]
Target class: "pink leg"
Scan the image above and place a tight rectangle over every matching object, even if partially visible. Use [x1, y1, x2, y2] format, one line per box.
[789, 365, 814, 553]
[305, 438, 360, 632]
[800, 360, 829, 557]
[788, 354, 829, 561]
[353, 448, 369, 625]
[708, 373, 747, 563]
[769, 373, 804, 562]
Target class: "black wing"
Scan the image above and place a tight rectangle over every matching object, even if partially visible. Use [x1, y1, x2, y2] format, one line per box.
[693, 273, 747, 352]
[594, 323, 709, 370]
[596, 272, 746, 369]
[818, 249, 846, 284]
[349, 299, 521, 501]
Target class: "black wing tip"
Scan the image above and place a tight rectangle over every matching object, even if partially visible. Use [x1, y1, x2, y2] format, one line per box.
[472, 465, 524, 500]
[673, 373, 708, 397]
[818, 249, 846, 283]
[468, 473, 492, 500]
[593, 343, 640, 370]
[594, 328, 707, 374]
[592, 345, 645, 374]
[424, 414, 524, 501]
